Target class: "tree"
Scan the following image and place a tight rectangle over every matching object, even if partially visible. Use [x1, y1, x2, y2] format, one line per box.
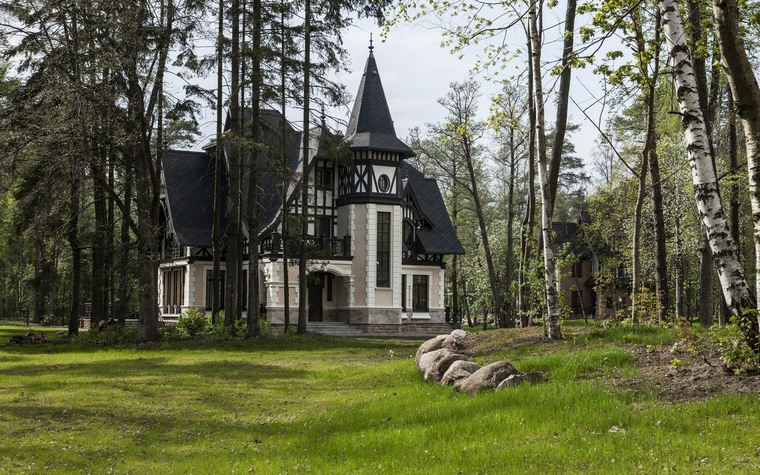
[530, 0, 577, 339]
[659, 0, 757, 349]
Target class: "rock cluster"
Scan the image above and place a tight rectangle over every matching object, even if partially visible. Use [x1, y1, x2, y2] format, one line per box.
[416, 330, 545, 395]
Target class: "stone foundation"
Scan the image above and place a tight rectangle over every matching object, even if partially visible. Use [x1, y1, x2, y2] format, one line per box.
[268, 322, 461, 335]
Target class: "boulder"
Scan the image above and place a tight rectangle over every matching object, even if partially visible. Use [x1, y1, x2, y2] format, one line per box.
[418, 348, 468, 382]
[450, 329, 468, 346]
[458, 361, 521, 395]
[496, 372, 545, 390]
[415, 335, 446, 369]
[415, 335, 461, 369]
[441, 360, 480, 387]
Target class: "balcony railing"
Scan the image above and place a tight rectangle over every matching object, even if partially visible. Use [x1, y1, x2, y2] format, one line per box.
[260, 233, 352, 259]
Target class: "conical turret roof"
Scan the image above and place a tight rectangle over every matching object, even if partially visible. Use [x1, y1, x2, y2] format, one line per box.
[346, 43, 414, 158]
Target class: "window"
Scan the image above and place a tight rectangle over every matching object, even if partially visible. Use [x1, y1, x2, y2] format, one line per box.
[412, 275, 428, 312]
[401, 274, 407, 311]
[315, 216, 331, 238]
[571, 290, 582, 309]
[571, 261, 582, 278]
[403, 220, 415, 260]
[378, 174, 390, 192]
[326, 274, 333, 301]
[162, 267, 185, 314]
[205, 270, 225, 310]
[316, 168, 333, 189]
[377, 212, 391, 287]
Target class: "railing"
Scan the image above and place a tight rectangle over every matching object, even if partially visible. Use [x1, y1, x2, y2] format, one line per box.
[260, 233, 352, 259]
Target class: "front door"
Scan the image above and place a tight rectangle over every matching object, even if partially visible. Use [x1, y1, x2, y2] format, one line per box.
[308, 274, 323, 322]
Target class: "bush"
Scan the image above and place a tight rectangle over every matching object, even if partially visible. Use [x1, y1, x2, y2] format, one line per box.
[711, 321, 760, 374]
[74, 325, 137, 346]
[176, 308, 209, 337]
[235, 319, 248, 337]
[41, 314, 61, 327]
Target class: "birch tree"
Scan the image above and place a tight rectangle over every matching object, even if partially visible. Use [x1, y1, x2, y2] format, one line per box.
[659, 0, 758, 349]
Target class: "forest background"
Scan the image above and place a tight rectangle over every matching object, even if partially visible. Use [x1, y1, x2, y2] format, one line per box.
[0, 0, 758, 349]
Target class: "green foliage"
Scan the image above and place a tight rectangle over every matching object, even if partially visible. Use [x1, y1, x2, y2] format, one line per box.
[672, 317, 701, 355]
[74, 324, 137, 346]
[176, 308, 209, 337]
[235, 319, 248, 337]
[630, 288, 663, 324]
[711, 322, 760, 374]
[41, 314, 60, 327]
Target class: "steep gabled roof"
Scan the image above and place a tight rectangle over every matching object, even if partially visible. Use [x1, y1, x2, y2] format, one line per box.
[163, 109, 302, 246]
[346, 47, 414, 158]
[402, 162, 465, 255]
[162, 149, 225, 247]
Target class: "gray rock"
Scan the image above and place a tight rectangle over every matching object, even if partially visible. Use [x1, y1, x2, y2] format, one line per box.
[415, 334, 461, 369]
[440, 360, 480, 387]
[458, 361, 521, 395]
[418, 348, 468, 382]
[496, 372, 545, 390]
[450, 329, 467, 345]
[415, 335, 447, 369]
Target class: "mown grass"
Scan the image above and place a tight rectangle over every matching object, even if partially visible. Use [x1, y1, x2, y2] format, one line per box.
[2, 324, 759, 474]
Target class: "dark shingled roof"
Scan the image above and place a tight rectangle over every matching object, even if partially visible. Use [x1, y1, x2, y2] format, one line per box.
[346, 49, 414, 158]
[162, 149, 225, 247]
[163, 109, 301, 246]
[402, 162, 465, 255]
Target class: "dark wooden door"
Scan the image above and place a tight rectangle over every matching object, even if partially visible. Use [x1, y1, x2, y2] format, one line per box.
[308, 274, 323, 322]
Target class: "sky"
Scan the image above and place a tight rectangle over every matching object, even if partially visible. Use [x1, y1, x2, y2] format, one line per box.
[192, 9, 609, 173]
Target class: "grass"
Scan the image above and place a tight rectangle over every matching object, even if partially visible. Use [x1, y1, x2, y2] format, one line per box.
[2, 324, 760, 474]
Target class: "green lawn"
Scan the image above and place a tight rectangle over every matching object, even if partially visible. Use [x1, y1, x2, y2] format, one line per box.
[1, 324, 759, 474]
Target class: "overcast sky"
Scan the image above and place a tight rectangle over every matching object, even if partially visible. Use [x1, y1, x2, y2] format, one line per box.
[193, 11, 607, 170]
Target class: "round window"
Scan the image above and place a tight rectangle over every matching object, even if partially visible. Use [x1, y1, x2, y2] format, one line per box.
[378, 174, 390, 192]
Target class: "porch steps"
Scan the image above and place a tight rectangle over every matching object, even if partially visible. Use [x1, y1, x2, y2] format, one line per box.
[305, 322, 365, 336]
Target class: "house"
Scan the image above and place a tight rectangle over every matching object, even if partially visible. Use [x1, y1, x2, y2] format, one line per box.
[554, 211, 630, 319]
[156, 45, 465, 333]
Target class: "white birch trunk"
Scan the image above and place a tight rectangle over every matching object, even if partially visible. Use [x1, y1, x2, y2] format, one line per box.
[713, 0, 760, 333]
[659, 0, 756, 342]
[529, 1, 561, 339]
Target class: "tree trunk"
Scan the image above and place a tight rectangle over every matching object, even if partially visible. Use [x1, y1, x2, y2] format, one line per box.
[660, 0, 757, 349]
[280, 4, 290, 333]
[699, 225, 713, 326]
[298, 0, 311, 335]
[519, 27, 537, 329]
[530, 0, 576, 339]
[226, 0, 242, 332]
[505, 127, 516, 328]
[212, 0, 224, 324]
[247, 0, 262, 337]
[713, 0, 760, 337]
[631, 152, 648, 323]
[117, 167, 132, 325]
[91, 151, 107, 324]
[67, 175, 81, 336]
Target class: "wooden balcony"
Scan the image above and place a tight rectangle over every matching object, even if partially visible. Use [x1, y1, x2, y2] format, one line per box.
[260, 233, 352, 260]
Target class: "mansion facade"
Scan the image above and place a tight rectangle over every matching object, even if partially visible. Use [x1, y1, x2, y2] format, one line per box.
[156, 45, 465, 334]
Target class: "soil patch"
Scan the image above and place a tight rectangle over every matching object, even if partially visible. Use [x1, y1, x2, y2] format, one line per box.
[459, 326, 760, 402]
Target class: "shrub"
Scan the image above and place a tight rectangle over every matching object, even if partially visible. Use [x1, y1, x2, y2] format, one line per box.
[235, 319, 248, 337]
[74, 325, 137, 346]
[711, 321, 760, 374]
[41, 314, 60, 327]
[176, 308, 209, 337]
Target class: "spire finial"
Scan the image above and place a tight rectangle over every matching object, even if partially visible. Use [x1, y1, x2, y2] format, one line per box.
[369, 33, 374, 53]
